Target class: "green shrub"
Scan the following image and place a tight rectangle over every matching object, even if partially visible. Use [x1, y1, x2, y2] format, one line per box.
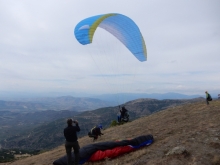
[110, 120, 118, 127]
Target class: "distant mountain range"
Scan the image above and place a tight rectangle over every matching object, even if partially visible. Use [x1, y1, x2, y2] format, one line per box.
[92, 92, 203, 105]
[0, 93, 205, 112]
[1, 91, 217, 104]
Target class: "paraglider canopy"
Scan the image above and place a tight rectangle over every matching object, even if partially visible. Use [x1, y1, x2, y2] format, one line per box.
[74, 13, 147, 62]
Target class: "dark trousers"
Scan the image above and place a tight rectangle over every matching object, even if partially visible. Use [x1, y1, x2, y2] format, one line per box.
[65, 141, 80, 165]
[117, 115, 121, 122]
[206, 98, 212, 105]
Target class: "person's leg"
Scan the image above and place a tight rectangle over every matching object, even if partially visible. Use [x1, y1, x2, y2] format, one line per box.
[117, 115, 121, 122]
[121, 113, 125, 121]
[65, 141, 72, 165]
[206, 99, 209, 105]
[73, 141, 80, 165]
[93, 135, 98, 141]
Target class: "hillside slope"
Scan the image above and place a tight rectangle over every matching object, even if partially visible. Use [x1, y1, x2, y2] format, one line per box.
[2, 100, 220, 165]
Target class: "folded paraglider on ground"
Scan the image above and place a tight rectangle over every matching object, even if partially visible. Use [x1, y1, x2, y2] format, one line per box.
[53, 134, 154, 165]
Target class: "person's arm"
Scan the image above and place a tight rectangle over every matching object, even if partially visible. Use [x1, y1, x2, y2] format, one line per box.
[98, 128, 103, 136]
[74, 120, 80, 132]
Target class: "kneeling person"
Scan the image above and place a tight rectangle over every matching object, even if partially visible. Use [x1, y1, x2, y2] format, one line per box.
[88, 125, 103, 141]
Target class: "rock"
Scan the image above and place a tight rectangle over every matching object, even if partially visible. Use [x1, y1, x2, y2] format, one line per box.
[166, 146, 189, 156]
[212, 155, 220, 165]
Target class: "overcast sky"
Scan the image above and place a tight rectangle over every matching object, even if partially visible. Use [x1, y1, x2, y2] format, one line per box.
[0, 0, 220, 98]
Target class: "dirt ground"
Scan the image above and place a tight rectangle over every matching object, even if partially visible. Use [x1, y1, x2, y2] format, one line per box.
[1, 100, 220, 165]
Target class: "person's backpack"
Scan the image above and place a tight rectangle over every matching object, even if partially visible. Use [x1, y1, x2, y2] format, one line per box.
[88, 131, 96, 138]
[208, 94, 212, 100]
[88, 126, 96, 137]
[88, 131, 92, 136]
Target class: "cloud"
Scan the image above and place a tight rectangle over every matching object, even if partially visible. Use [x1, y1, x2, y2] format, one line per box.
[0, 0, 220, 98]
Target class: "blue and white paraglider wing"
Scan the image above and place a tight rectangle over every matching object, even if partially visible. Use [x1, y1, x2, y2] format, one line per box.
[74, 13, 147, 62]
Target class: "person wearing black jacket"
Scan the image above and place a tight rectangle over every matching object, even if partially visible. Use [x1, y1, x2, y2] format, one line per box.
[64, 119, 80, 165]
[118, 106, 128, 122]
[120, 106, 127, 118]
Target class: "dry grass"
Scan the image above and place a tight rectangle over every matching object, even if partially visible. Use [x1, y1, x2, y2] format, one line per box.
[1, 100, 220, 165]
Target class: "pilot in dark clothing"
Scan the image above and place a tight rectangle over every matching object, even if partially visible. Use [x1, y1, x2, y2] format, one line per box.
[64, 119, 80, 165]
